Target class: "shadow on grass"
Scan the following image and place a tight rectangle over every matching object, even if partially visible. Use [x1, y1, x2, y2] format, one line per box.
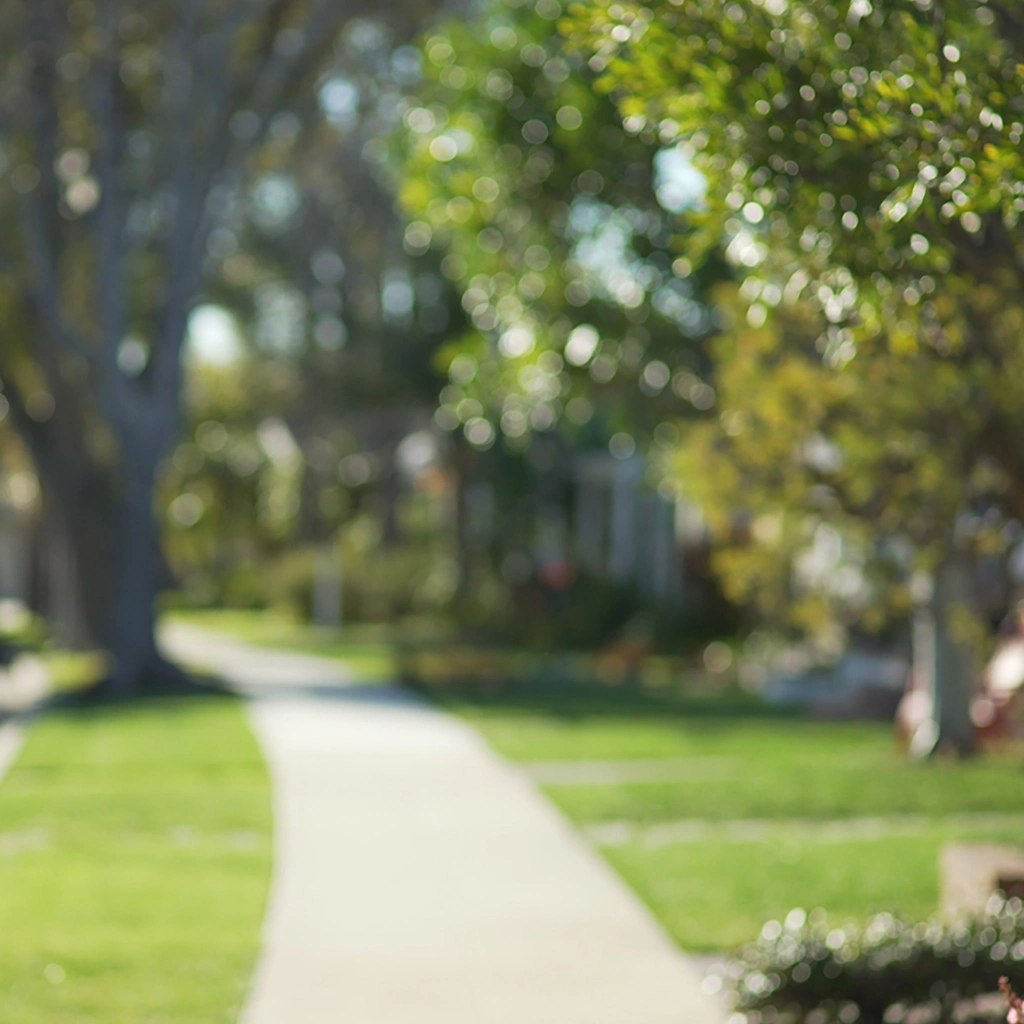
[0, 668, 247, 742]
[43, 666, 236, 713]
[238, 681, 421, 706]
[410, 674, 801, 724]
[34, 658, 419, 719]
[18, 639, 798, 727]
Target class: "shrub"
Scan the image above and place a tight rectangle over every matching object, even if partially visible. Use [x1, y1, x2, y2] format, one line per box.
[716, 898, 1024, 1024]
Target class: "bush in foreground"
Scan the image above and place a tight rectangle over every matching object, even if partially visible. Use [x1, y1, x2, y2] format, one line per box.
[715, 898, 1024, 1024]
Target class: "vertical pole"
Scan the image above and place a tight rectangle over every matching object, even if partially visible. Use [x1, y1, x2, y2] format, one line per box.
[608, 459, 639, 583]
[313, 547, 343, 628]
[932, 553, 975, 756]
[574, 480, 606, 575]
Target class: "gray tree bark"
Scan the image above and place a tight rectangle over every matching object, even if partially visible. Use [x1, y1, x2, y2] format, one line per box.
[0, 0, 386, 696]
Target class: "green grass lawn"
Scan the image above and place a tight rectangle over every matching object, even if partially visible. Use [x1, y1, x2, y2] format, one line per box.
[456, 708, 880, 765]
[0, 694, 271, 1024]
[442, 687, 1024, 951]
[167, 608, 396, 681]
[606, 824, 1024, 951]
[141, 613, 1024, 955]
[450, 694, 1024, 823]
[544, 751, 1024, 823]
[444, 692, 797, 763]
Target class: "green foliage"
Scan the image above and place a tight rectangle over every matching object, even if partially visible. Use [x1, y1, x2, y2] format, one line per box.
[396, 0, 720, 454]
[0, 602, 48, 655]
[568, 0, 1024, 280]
[258, 540, 440, 623]
[718, 898, 1024, 1023]
[162, 360, 449, 623]
[161, 361, 297, 581]
[564, 0, 1024, 635]
[674, 293, 997, 638]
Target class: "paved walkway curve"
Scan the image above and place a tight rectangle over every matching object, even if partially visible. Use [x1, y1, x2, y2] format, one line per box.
[161, 623, 725, 1024]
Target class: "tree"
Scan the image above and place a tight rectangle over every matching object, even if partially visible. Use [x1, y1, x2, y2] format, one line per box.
[389, 0, 749, 643]
[394, 0, 725, 456]
[165, 26, 468, 616]
[566, 0, 1024, 752]
[0, 1, 442, 694]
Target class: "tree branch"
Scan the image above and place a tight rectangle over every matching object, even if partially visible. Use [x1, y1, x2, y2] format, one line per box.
[0, 366, 45, 462]
[149, 0, 354, 441]
[147, 0, 294, 415]
[7, 0, 92, 368]
[91, 1, 127, 365]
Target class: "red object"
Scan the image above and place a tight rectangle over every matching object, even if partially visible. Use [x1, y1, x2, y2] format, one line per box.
[536, 560, 575, 591]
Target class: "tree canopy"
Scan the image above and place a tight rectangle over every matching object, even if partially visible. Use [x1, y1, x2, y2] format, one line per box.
[394, 0, 726, 461]
[559, 1, 1024, 638]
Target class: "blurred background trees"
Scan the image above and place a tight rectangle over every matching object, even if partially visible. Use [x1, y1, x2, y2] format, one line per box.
[8, 8, 1024, 1022]
[0, 0, 446, 693]
[388, 0, 741, 648]
[563, 0, 1024, 752]
[1, 0, 1023, 750]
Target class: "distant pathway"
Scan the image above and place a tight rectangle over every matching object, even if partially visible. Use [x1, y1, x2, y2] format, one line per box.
[161, 622, 724, 1024]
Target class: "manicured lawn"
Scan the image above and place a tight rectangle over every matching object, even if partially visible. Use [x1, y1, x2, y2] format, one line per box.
[0, 694, 271, 1024]
[448, 695, 1024, 823]
[167, 608, 396, 681]
[449, 696, 807, 763]
[442, 686, 1024, 951]
[544, 753, 1024, 823]
[606, 824, 1024, 952]
[132, 614, 1024, 955]
[450, 690, 899, 777]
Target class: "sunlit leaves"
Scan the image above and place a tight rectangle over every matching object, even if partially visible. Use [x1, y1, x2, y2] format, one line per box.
[396, 0, 715, 454]
[563, 0, 1024, 637]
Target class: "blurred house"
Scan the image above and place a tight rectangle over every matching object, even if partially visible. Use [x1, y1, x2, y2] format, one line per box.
[452, 440, 711, 629]
[571, 451, 692, 606]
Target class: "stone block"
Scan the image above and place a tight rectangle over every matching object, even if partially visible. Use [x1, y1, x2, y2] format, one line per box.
[940, 842, 1024, 918]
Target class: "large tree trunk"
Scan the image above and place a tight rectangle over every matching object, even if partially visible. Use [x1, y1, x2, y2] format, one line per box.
[105, 463, 162, 696]
[102, 432, 191, 698]
[28, 420, 186, 698]
[26, 422, 116, 653]
[68, 463, 126, 652]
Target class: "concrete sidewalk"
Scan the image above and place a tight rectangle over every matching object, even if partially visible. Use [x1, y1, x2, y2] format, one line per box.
[161, 623, 725, 1024]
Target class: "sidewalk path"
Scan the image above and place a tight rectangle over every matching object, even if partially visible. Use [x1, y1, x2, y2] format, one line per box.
[161, 623, 725, 1024]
